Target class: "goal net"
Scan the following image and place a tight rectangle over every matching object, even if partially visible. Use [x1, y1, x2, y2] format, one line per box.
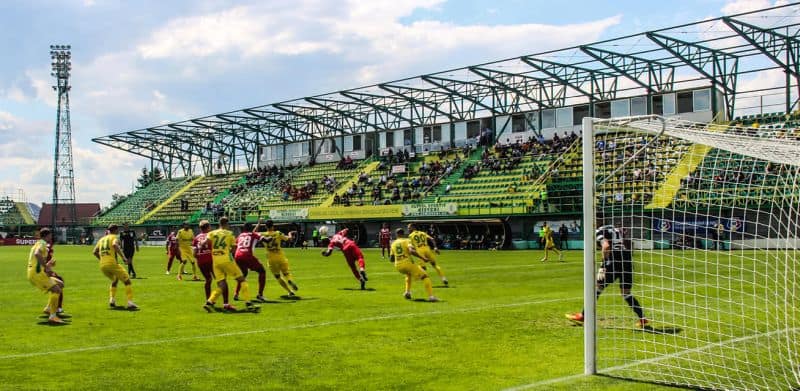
[581, 115, 800, 390]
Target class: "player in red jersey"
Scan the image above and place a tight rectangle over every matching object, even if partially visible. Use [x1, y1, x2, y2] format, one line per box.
[234, 221, 268, 302]
[321, 227, 368, 290]
[192, 220, 218, 302]
[165, 227, 180, 274]
[377, 223, 392, 259]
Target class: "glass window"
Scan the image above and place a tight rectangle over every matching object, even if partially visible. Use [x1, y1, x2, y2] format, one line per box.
[403, 129, 412, 146]
[511, 114, 526, 133]
[662, 93, 676, 115]
[432, 125, 442, 142]
[352, 135, 361, 151]
[422, 127, 432, 143]
[467, 121, 481, 138]
[594, 102, 611, 119]
[693, 89, 711, 112]
[385, 132, 394, 148]
[528, 112, 539, 130]
[556, 107, 573, 128]
[677, 91, 693, 113]
[573, 105, 590, 125]
[541, 109, 556, 129]
[652, 95, 663, 115]
[630, 96, 647, 116]
[611, 99, 630, 118]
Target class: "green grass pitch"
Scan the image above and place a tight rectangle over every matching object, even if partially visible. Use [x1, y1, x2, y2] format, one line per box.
[1, 245, 685, 390]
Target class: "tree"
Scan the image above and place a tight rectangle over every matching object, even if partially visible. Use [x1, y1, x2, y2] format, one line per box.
[151, 167, 164, 182]
[137, 167, 152, 189]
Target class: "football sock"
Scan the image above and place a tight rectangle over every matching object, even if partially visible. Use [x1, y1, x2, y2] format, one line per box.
[234, 280, 241, 296]
[277, 278, 292, 293]
[178, 262, 185, 275]
[110, 286, 117, 302]
[58, 292, 63, 310]
[128, 262, 136, 276]
[209, 288, 220, 303]
[423, 277, 434, 297]
[432, 263, 445, 279]
[404, 275, 412, 293]
[48, 292, 60, 316]
[239, 281, 251, 301]
[258, 272, 266, 296]
[167, 257, 174, 271]
[623, 294, 644, 319]
[221, 284, 229, 304]
[204, 280, 212, 299]
[191, 261, 197, 277]
[125, 285, 133, 301]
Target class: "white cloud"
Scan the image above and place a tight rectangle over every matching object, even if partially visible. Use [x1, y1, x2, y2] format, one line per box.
[721, 0, 783, 15]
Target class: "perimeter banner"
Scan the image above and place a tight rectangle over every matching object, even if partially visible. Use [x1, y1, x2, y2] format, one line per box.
[308, 205, 402, 220]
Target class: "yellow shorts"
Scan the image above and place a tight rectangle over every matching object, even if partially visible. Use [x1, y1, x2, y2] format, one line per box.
[416, 247, 437, 263]
[28, 270, 59, 292]
[545, 240, 557, 250]
[395, 261, 426, 280]
[267, 254, 290, 276]
[213, 260, 243, 282]
[180, 247, 196, 263]
[100, 263, 130, 282]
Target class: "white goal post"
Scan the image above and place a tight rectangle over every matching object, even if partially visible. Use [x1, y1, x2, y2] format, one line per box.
[582, 115, 800, 390]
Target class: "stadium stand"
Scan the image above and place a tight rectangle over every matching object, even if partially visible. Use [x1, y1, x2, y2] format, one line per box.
[145, 174, 243, 224]
[94, 178, 188, 225]
[0, 198, 27, 226]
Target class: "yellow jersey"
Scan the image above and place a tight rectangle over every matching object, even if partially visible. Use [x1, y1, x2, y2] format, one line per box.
[177, 228, 194, 249]
[543, 226, 554, 241]
[390, 238, 415, 264]
[260, 230, 288, 255]
[206, 228, 235, 264]
[27, 239, 48, 274]
[408, 231, 432, 249]
[95, 234, 120, 266]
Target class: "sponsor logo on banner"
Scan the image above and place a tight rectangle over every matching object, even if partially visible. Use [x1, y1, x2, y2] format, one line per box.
[391, 165, 406, 174]
[269, 208, 309, 221]
[401, 203, 458, 217]
[652, 218, 745, 233]
[308, 205, 402, 220]
[0, 238, 37, 246]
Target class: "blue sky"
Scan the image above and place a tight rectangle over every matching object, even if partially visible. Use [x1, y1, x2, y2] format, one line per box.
[0, 0, 780, 206]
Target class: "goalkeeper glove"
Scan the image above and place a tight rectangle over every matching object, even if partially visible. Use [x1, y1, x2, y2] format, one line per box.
[596, 267, 606, 282]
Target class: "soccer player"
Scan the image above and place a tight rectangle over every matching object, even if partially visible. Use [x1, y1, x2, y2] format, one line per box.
[566, 226, 648, 328]
[234, 221, 268, 302]
[177, 222, 200, 281]
[259, 220, 299, 297]
[120, 222, 139, 278]
[407, 223, 448, 286]
[202, 217, 257, 312]
[192, 220, 217, 303]
[165, 227, 179, 274]
[377, 223, 392, 259]
[539, 222, 563, 262]
[93, 224, 138, 310]
[390, 228, 438, 302]
[28, 228, 65, 324]
[321, 227, 368, 290]
[45, 239, 66, 316]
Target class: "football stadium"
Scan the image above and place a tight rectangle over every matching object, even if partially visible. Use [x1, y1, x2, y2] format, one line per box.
[2, 2, 800, 390]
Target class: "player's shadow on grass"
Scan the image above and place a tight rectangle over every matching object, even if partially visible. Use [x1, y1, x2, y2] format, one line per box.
[636, 326, 682, 335]
[433, 285, 451, 288]
[108, 306, 140, 312]
[39, 314, 72, 319]
[338, 287, 377, 291]
[280, 294, 304, 301]
[597, 374, 699, 390]
[36, 320, 70, 326]
[411, 298, 445, 303]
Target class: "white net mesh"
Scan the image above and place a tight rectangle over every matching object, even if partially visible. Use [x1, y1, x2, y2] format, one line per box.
[588, 116, 800, 390]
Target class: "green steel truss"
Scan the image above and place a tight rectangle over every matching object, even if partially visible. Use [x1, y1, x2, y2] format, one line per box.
[93, 3, 800, 177]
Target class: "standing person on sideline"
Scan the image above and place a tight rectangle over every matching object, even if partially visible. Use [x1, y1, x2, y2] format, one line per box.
[378, 223, 392, 259]
[321, 227, 369, 290]
[311, 227, 320, 247]
[202, 217, 258, 312]
[119, 222, 139, 278]
[93, 224, 138, 310]
[192, 220, 217, 304]
[538, 225, 546, 249]
[558, 224, 569, 250]
[259, 220, 299, 297]
[566, 226, 648, 328]
[390, 228, 438, 302]
[28, 228, 65, 324]
[407, 223, 448, 286]
[234, 221, 269, 302]
[165, 227, 180, 274]
[177, 223, 200, 281]
[540, 223, 563, 262]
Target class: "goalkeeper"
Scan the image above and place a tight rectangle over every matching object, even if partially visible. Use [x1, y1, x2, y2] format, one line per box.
[566, 226, 648, 328]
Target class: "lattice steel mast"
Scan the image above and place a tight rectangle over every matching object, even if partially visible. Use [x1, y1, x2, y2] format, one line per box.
[50, 44, 77, 234]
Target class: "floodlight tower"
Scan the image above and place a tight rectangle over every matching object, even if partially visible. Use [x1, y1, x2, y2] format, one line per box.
[49, 44, 77, 237]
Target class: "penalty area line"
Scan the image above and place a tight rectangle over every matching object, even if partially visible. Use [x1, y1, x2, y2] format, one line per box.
[0, 297, 572, 360]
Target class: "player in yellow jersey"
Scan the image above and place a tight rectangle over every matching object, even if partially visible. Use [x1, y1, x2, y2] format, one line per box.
[93, 224, 138, 310]
[407, 223, 448, 286]
[202, 217, 258, 312]
[27, 228, 65, 324]
[540, 222, 563, 262]
[177, 222, 200, 281]
[259, 220, 298, 298]
[391, 228, 438, 302]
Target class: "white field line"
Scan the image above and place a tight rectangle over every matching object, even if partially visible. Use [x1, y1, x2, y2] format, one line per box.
[502, 327, 797, 390]
[0, 297, 572, 360]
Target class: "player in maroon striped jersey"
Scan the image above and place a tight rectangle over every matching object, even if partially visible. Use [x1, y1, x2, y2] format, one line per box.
[377, 223, 392, 259]
[165, 227, 180, 274]
[234, 221, 269, 302]
[192, 220, 218, 303]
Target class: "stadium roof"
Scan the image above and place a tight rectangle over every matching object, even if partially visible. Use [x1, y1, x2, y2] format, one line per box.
[94, 3, 800, 176]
